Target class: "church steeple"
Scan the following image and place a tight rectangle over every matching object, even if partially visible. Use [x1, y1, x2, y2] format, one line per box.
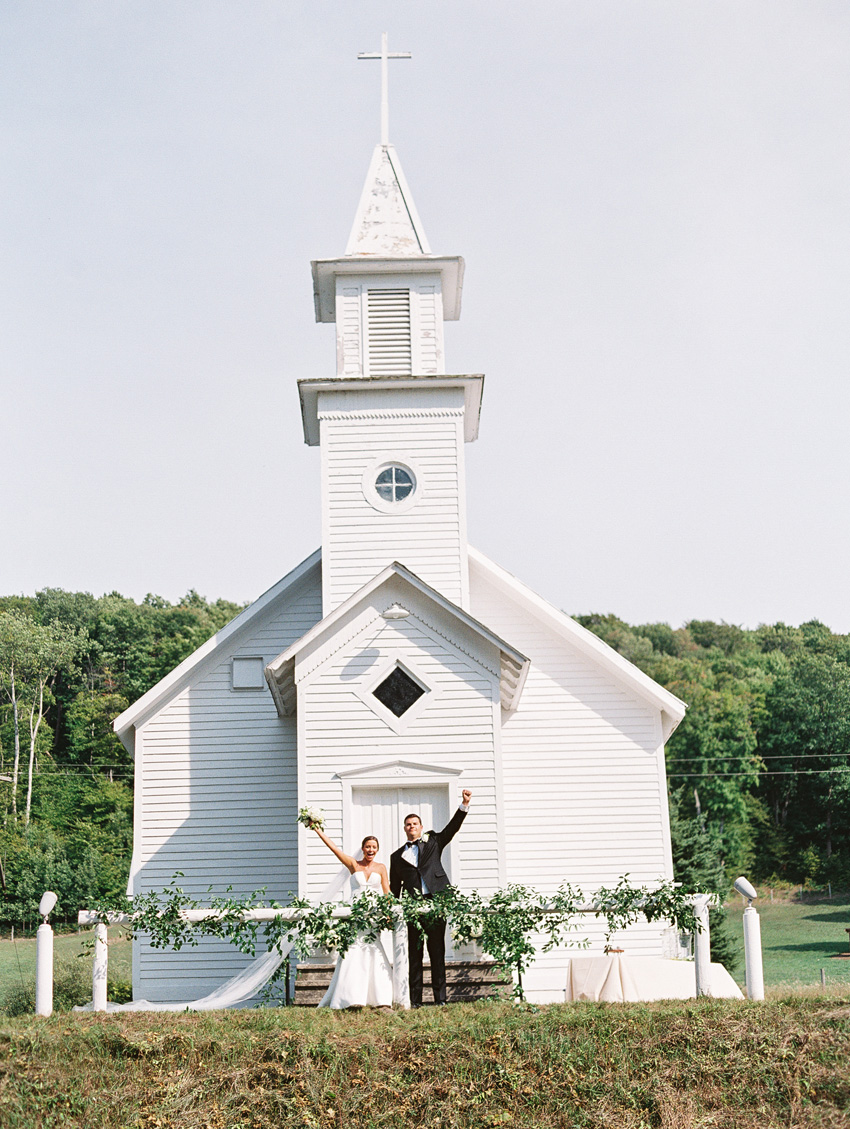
[302, 38, 481, 616]
[345, 143, 430, 257]
[311, 34, 463, 378]
[345, 34, 429, 258]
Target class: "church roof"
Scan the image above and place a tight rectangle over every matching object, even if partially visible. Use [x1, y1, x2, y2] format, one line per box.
[112, 546, 685, 756]
[112, 549, 322, 754]
[346, 143, 430, 256]
[264, 561, 530, 716]
[311, 142, 464, 323]
[467, 547, 688, 742]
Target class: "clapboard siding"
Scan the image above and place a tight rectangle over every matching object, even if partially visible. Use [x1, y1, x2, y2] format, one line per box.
[468, 560, 673, 975]
[133, 571, 322, 1002]
[319, 387, 468, 612]
[300, 609, 500, 902]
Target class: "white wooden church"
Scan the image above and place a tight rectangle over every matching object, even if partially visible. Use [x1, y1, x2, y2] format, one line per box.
[114, 65, 688, 1005]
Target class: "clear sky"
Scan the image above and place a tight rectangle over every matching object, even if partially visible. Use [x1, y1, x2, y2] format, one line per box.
[2, 2, 849, 631]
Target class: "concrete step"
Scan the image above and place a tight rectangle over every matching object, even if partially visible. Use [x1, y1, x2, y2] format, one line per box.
[294, 959, 510, 1006]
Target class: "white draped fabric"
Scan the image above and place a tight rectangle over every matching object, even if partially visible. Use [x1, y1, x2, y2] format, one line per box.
[564, 955, 743, 1002]
[75, 865, 356, 1013]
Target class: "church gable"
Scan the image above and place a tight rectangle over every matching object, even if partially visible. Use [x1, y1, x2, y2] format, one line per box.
[298, 598, 501, 749]
[265, 561, 528, 716]
[468, 549, 676, 897]
[289, 576, 507, 900]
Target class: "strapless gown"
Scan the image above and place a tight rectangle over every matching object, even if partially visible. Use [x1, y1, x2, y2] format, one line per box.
[318, 871, 393, 1009]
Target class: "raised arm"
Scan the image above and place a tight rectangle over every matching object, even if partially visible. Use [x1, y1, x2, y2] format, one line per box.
[434, 789, 472, 850]
[312, 826, 357, 873]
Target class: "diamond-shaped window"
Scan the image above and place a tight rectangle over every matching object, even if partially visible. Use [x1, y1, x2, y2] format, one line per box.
[373, 665, 426, 718]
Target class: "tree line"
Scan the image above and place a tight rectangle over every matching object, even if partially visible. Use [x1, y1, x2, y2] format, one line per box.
[575, 613, 850, 890]
[0, 589, 243, 928]
[1, 587, 846, 932]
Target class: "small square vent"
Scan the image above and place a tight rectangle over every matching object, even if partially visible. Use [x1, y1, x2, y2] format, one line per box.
[373, 665, 426, 718]
[232, 656, 265, 691]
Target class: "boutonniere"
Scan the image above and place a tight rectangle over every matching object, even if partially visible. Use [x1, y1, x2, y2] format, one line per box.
[421, 832, 430, 844]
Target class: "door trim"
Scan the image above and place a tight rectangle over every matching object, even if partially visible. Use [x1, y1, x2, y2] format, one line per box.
[339, 759, 466, 889]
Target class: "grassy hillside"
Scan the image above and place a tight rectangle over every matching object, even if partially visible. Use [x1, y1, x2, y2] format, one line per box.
[1, 997, 848, 1128]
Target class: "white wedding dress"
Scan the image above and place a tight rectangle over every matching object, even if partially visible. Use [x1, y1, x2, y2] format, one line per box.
[318, 871, 394, 1009]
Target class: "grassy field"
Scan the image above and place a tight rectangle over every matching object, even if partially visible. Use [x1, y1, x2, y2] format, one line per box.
[725, 893, 850, 989]
[0, 927, 131, 1000]
[1, 996, 848, 1128]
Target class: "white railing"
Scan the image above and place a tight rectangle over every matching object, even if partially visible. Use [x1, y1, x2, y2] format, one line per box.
[24, 888, 757, 1015]
[66, 895, 720, 1013]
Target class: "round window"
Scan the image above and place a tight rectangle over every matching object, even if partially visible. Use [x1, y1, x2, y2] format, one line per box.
[374, 464, 416, 504]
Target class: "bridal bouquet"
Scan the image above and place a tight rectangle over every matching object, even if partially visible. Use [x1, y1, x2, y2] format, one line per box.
[298, 806, 325, 831]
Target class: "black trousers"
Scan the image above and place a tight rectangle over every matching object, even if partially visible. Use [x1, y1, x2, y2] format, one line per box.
[407, 909, 447, 1005]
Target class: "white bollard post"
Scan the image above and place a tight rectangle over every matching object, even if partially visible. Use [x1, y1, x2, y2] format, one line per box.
[693, 894, 712, 997]
[92, 923, 108, 1012]
[35, 922, 54, 1017]
[392, 914, 410, 1009]
[742, 904, 765, 1001]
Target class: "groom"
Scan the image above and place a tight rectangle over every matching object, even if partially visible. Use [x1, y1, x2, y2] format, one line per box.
[389, 789, 472, 1007]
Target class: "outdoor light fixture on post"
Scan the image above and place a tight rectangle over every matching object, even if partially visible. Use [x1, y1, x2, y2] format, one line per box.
[735, 876, 764, 1001]
[35, 891, 58, 1017]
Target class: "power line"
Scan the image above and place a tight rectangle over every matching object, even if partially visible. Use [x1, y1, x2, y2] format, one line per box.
[668, 767, 850, 778]
[668, 752, 850, 764]
[0, 771, 133, 779]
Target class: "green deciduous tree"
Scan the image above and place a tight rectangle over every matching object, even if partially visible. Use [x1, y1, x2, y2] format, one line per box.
[0, 612, 82, 825]
[757, 650, 850, 882]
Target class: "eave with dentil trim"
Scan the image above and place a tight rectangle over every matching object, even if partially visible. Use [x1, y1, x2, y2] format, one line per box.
[264, 560, 530, 718]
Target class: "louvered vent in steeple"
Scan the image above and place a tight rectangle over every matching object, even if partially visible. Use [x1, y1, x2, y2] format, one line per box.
[366, 288, 412, 375]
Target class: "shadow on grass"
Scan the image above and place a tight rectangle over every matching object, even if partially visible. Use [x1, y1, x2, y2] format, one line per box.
[800, 908, 850, 924]
[795, 895, 850, 909]
[766, 940, 850, 955]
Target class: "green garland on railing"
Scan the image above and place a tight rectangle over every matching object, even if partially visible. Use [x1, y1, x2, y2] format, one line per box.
[90, 874, 702, 1001]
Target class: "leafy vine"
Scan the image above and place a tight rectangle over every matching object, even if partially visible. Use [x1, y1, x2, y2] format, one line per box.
[88, 875, 702, 1000]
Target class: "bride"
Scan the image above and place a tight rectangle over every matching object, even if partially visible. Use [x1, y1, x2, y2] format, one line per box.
[310, 825, 394, 1009]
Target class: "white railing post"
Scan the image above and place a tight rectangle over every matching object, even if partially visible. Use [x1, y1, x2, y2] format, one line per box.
[92, 923, 108, 1012]
[693, 893, 712, 997]
[35, 922, 54, 1017]
[742, 904, 765, 1000]
[392, 911, 410, 1009]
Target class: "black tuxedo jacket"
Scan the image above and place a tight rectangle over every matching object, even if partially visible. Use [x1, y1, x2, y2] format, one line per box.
[389, 806, 467, 898]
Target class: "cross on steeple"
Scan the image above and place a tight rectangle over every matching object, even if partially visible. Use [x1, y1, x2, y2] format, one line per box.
[358, 32, 411, 147]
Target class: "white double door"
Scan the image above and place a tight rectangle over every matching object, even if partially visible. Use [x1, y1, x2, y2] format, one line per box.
[350, 785, 451, 881]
